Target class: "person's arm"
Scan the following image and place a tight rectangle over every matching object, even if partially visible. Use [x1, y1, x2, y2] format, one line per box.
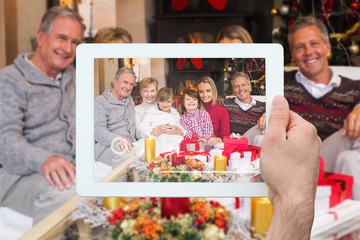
[342, 104, 360, 142]
[257, 113, 266, 130]
[179, 115, 193, 138]
[219, 105, 230, 138]
[261, 96, 321, 240]
[94, 98, 120, 146]
[202, 111, 214, 140]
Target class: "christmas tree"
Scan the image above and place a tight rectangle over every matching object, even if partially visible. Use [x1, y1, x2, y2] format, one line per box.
[223, 58, 266, 96]
[272, 0, 360, 66]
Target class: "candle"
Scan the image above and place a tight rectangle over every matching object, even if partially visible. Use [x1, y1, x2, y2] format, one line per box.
[214, 150, 227, 176]
[172, 150, 186, 167]
[161, 197, 190, 219]
[251, 198, 274, 239]
[144, 138, 155, 163]
[103, 197, 126, 210]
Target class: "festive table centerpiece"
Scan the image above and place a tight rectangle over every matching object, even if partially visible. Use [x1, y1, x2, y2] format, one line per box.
[147, 156, 204, 182]
[107, 198, 230, 240]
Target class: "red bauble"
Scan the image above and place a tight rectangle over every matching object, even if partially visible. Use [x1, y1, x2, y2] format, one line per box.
[350, 2, 360, 10]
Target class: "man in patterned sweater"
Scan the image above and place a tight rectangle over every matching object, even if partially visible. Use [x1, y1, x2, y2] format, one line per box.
[285, 16, 360, 200]
[221, 72, 266, 136]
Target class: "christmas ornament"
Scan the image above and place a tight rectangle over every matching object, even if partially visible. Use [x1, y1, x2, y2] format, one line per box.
[223, 68, 227, 72]
[260, 85, 265, 90]
[279, 5, 289, 15]
[272, 27, 280, 36]
[270, 8, 278, 16]
[350, 2, 360, 11]
[327, 52, 332, 60]
[349, 42, 359, 54]
[227, 66, 232, 72]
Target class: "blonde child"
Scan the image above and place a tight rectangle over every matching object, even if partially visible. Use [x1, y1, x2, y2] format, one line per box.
[138, 88, 185, 155]
[179, 89, 214, 146]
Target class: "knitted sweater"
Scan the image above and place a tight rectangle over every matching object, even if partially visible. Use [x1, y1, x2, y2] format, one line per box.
[202, 101, 230, 138]
[221, 97, 265, 135]
[180, 109, 214, 139]
[94, 90, 136, 147]
[0, 53, 76, 175]
[285, 70, 360, 140]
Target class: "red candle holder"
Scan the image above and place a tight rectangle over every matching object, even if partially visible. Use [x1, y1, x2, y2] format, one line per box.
[172, 152, 186, 167]
[161, 197, 190, 219]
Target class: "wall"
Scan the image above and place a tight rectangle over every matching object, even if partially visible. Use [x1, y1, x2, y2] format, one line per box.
[4, 0, 46, 65]
[0, 0, 5, 68]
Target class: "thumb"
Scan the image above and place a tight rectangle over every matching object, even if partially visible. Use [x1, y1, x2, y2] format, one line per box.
[267, 95, 290, 140]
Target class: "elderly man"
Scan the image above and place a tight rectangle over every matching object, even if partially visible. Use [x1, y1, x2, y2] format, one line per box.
[94, 67, 136, 170]
[285, 16, 360, 200]
[0, 6, 82, 224]
[221, 72, 266, 136]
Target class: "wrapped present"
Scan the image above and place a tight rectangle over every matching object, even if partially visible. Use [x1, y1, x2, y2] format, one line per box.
[311, 200, 360, 237]
[223, 146, 260, 166]
[324, 173, 354, 201]
[180, 133, 204, 152]
[209, 148, 222, 167]
[318, 179, 341, 208]
[223, 136, 248, 150]
[159, 150, 177, 159]
[228, 151, 252, 169]
[314, 186, 331, 217]
[184, 150, 211, 164]
[248, 146, 261, 161]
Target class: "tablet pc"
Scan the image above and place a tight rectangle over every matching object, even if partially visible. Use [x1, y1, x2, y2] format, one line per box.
[76, 43, 283, 197]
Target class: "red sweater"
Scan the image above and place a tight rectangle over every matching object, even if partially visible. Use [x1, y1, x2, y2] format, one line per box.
[202, 101, 230, 138]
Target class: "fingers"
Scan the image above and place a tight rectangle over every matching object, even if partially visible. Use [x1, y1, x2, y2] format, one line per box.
[266, 96, 290, 140]
[41, 156, 76, 191]
[257, 115, 266, 130]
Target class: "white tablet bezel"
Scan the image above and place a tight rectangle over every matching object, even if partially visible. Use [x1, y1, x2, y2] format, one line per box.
[76, 43, 283, 197]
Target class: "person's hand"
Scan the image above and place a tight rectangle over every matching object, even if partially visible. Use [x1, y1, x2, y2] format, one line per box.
[115, 137, 134, 153]
[341, 105, 360, 142]
[206, 137, 222, 146]
[151, 125, 165, 137]
[40, 155, 76, 191]
[163, 124, 184, 136]
[257, 113, 266, 131]
[261, 96, 321, 239]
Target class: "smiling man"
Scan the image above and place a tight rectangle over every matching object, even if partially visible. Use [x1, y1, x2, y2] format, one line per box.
[94, 67, 137, 171]
[222, 72, 266, 135]
[0, 6, 82, 225]
[285, 16, 360, 200]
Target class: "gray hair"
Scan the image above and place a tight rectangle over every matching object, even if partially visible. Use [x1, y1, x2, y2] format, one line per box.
[114, 67, 136, 80]
[288, 16, 329, 49]
[231, 72, 251, 85]
[40, 6, 83, 34]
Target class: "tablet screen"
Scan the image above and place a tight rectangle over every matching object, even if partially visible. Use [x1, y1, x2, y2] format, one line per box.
[76, 43, 283, 197]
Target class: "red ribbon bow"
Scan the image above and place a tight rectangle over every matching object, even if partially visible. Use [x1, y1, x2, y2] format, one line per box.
[180, 133, 201, 151]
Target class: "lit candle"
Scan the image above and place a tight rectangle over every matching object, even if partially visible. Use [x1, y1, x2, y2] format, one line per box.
[103, 197, 126, 210]
[161, 197, 190, 219]
[144, 138, 155, 163]
[172, 149, 186, 167]
[251, 198, 274, 239]
[214, 150, 227, 176]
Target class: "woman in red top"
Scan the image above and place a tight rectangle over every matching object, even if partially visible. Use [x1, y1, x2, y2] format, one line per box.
[196, 76, 230, 147]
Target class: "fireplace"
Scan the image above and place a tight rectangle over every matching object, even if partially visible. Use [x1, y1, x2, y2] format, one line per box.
[153, 0, 274, 95]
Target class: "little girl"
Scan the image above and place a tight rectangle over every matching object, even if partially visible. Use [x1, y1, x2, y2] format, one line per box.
[139, 87, 185, 154]
[179, 89, 214, 145]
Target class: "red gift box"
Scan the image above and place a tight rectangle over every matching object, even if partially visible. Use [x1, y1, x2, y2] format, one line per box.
[223, 136, 248, 150]
[318, 179, 341, 208]
[324, 173, 353, 201]
[180, 133, 203, 151]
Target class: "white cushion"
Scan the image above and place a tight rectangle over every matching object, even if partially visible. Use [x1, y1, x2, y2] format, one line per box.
[0, 207, 32, 240]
